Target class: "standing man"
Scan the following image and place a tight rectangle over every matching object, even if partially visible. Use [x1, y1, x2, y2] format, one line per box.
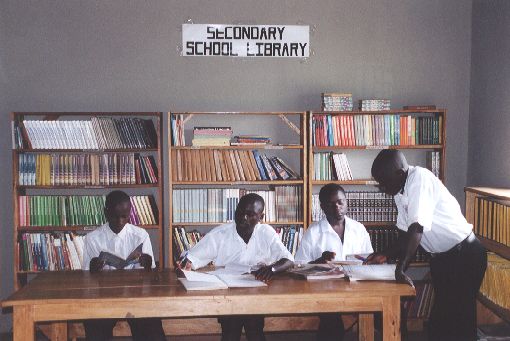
[367, 149, 486, 341]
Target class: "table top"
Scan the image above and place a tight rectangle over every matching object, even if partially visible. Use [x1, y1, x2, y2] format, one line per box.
[2, 269, 415, 308]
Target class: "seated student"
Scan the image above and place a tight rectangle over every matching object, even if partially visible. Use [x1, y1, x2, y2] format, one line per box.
[178, 193, 294, 341]
[295, 183, 373, 341]
[82, 190, 166, 341]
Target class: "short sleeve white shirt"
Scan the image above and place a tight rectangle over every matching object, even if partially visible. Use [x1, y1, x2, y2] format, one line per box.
[295, 216, 373, 263]
[82, 223, 156, 270]
[186, 223, 294, 270]
[394, 166, 472, 253]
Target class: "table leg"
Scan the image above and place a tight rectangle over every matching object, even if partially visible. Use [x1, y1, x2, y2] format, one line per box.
[51, 322, 68, 341]
[382, 296, 400, 341]
[358, 313, 374, 341]
[13, 306, 35, 341]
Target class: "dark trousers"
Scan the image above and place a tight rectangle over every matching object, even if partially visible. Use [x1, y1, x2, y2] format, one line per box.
[218, 316, 266, 341]
[317, 313, 345, 341]
[428, 234, 487, 341]
[83, 318, 165, 341]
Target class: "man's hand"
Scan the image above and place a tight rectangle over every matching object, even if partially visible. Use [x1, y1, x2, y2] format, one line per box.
[312, 251, 336, 264]
[139, 253, 153, 271]
[90, 257, 105, 273]
[395, 268, 414, 287]
[253, 265, 274, 282]
[364, 252, 387, 265]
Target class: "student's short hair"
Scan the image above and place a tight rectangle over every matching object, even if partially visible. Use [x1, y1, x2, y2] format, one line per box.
[318, 183, 346, 204]
[237, 193, 265, 211]
[105, 190, 131, 210]
[371, 149, 406, 179]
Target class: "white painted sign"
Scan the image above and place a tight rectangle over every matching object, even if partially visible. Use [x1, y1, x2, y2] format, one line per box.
[182, 24, 309, 57]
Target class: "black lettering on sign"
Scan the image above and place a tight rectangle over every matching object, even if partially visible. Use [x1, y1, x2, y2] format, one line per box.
[206, 26, 215, 39]
[186, 41, 195, 55]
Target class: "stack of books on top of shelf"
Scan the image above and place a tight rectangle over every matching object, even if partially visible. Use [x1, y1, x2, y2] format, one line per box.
[359, 99, 391, 111]
[426, 151, 441, 178]
[21, 118, 157, 150]
[313, 152, 353, 181]
[192, 127, 232, 146]
[321, 93, 353, 111]
[231, 135, 271, 145]
[171, 149, 298, 182]
[18, 232, 85, 272]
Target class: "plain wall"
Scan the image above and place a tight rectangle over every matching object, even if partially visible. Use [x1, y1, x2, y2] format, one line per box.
[468, 0, 510, 186]
[0, 0, 473, 331]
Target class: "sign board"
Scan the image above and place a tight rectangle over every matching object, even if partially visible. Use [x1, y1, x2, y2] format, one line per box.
[182, 24, 309, 58]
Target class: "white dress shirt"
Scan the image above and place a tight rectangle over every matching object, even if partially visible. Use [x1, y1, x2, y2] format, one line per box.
[394, 166, 472, 253]
[82, 223, 156, 270]
[186, 222, 294, 270]
[295, 216, 373, 263]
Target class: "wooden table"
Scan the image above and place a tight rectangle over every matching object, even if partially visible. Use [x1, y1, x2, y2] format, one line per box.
[2, 270, 415, 341]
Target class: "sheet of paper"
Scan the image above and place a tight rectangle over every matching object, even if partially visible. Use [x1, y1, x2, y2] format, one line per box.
[216, 274, 267, 288]
[178, 278, 228, 291]
[342, 264, 396, 281]
[181, 270, 225, 283]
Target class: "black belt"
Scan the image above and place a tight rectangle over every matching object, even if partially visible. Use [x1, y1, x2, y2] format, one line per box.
[430, 232, 476, 258]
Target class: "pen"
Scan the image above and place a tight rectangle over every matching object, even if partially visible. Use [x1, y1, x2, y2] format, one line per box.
[354, 255, 368, 262]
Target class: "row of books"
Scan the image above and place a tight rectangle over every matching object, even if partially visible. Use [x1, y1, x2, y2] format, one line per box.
[311, 192, 397, 223]
[321, 93, 353, 111]
[312, 114, 442, 147]
[192, 127, 232, 146]
[18, 232, 85, 271]
[368, 228, 430, 262]
[474, 196, 510, 246]
[18, 195, 158, 227]
[172, 187, 302, 223]
[479, 253, 510, 310]
[426, 151, 441, 178]
[171, 149, 298, 182]
[16, 117, 157, 150]
[313, 152, 353, 181]
[170, 114, 186, 146]
[405, 282, 434, 319]
[172, 225, 303, 262]
[359, 99, 391, 111]
[18, 153, 158, 186]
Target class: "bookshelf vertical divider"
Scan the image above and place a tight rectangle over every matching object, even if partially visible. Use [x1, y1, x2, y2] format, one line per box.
[12, 112, 164, 290]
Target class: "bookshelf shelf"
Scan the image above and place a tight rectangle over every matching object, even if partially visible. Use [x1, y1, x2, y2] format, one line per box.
[312, 145, 442, 151]
[12, 112, 164, 289]
[17, 184, 160, 189]
[175, 221, 305, 227]
[173, 145, 304, 150]
[18, 225, 160, 232]
[173, 180, 304, 185]
[169, 111, 307, 265]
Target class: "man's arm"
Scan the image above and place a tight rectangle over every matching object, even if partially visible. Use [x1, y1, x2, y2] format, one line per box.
[395, 223, 423, 286]
[253, 258, 294, 282]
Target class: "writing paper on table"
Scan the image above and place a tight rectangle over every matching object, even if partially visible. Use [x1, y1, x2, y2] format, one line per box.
[342, 264, 396, 281]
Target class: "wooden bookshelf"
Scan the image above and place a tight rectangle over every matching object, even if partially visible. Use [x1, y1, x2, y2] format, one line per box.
[465, 187, 510, 324]
[168, 111, 308, 266]
[11, 112, 164, 289]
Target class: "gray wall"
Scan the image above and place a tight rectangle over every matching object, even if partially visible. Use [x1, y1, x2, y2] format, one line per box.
[468, 0, 510, 186]
[0, 0, 473, 331]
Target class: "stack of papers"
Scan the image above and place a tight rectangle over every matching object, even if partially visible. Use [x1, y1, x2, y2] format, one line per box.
[342, 264, 396, 281]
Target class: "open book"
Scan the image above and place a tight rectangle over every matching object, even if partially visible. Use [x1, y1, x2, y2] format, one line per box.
[98, 243, 143, 269]
[178, 268, 267, 291]
[342, 264, 396, 281]
[288, 264, 345, 280]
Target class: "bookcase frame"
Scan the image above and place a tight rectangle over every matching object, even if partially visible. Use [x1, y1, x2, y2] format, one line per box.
[168, 111, 308, 267]
[11, 112, 164, 290]
[465, 186, 510, 323]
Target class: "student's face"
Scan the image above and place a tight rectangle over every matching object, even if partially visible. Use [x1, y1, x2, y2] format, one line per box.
[374, 170, 405, 196]
[235, 201, 265, 230]
[105, 201, 131, 234]
[321, 190, 348, 221]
